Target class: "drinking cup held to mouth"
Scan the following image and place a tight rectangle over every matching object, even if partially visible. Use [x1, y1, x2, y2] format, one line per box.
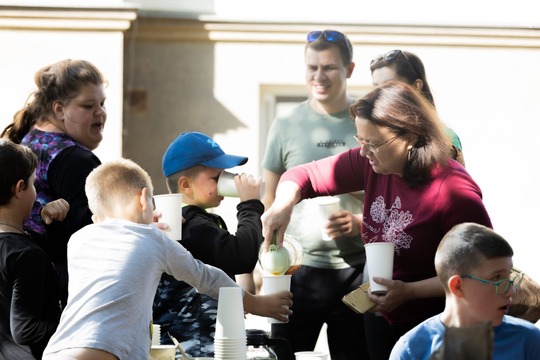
[294, 351, 329, 360]
[261, 275, 292, 324]
[316, 196, 340, 241]
[153, 194, 183, 240]
[365, 242, 395, 295]
[217, 171, 239, 197]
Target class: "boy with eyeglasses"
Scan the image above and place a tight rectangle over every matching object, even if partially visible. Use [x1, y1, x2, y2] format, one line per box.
[390, 222, 540, 360]
[260, 29, 368, 359]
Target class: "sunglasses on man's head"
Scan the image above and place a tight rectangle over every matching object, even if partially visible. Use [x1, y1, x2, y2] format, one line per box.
[307, 30, 352, 53]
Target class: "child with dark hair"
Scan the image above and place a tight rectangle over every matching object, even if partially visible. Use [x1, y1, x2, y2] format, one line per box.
[0, 139, 69, 359]
[390, 222, 540, 359]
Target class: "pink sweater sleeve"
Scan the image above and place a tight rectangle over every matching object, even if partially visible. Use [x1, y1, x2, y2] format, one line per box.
[279, 147, 366, 200]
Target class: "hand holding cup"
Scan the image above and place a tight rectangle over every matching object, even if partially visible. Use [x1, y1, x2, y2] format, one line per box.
[365, 242, 394, 295]
[217, 171, 263, 200]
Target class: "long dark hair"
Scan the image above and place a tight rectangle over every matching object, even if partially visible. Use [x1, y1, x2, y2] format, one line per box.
[370, 50, 435, 107]
[1, 59, 105, 144]
[350, 80, 451, 188]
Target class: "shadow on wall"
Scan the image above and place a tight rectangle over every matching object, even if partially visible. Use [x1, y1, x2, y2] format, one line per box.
[123, 18, 244, 195]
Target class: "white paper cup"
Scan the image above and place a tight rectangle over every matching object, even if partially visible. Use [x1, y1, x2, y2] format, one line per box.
[217, 171, 239, 197]
[294, 351, 329, 360]
[215, 287, 246, 339]
[149, 345, 176, 360]
[365, 242, 395, 295]
[153, 194, 183, 240]
[261, 275, 291, 324]
[151, 324, 161, 345]
[316, 196, 340, 241]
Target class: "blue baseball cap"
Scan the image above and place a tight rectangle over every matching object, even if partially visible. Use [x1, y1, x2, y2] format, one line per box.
[162, 132, 248, 177]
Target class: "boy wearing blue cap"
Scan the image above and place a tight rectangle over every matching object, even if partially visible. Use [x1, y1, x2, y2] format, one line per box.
[154, 132, 265, 358]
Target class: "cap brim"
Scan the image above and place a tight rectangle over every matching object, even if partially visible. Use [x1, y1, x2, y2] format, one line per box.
[201, 154, 248, 169]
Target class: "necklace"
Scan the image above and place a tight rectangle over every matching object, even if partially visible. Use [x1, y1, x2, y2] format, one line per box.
[0, 220, 25, 234]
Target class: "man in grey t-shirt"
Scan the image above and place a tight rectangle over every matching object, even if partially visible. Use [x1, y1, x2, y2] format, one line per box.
[261, 30, 368, 360]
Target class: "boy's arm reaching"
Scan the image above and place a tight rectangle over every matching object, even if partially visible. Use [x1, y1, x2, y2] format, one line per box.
[243, 290, 293, 322]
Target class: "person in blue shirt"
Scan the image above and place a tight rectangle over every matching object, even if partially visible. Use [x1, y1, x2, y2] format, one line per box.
[390, 222, 540, 360]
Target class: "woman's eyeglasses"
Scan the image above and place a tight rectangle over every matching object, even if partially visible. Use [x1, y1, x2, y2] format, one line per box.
[460, 271, 524, 295]
[370, 49, 420, 78]
[307, 30, 352, 54]
[353, 134, 398, 153]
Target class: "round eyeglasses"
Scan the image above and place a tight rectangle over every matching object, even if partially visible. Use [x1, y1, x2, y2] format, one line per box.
[460, 271, 524, 295]
[353, 134, 398, 153]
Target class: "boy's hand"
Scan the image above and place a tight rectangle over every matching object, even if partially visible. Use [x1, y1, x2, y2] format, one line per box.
[243, 290, 293, 322]
[152, 210, 185, 231]
[41, 199, 70, 224]
[235, 173, 263, 202]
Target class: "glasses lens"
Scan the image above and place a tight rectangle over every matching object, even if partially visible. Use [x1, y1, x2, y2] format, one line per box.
[371, 50, 402, 67]
[385, 49, 401, 61]
[324, 30, 343, 42]
[307, 31, 322, 42]
[500, 279, 513, 294]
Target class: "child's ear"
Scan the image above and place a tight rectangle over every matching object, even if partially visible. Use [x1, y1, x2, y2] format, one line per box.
[448, 275, 465, 298]
[178, 176, 192, 195]
[12, 179, 25, 199]
[140, 187, 151, 210]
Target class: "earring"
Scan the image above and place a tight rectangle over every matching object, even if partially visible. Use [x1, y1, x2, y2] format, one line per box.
[407, 147, 412, 162]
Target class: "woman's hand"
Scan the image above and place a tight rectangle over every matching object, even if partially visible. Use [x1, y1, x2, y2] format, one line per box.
[261, 182, 299, 250]
[367, 278, 411, 313]
[41, 199, 70, 224]
[367, 276, 444, 313]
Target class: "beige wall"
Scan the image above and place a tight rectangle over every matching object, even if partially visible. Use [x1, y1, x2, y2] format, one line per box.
[0, 5, 136, 163]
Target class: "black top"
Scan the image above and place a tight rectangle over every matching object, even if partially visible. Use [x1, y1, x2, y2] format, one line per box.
[179, 200, 265, 274]
[44, 146, 100, 264]
[31, 146, 100, 306]
[0, 232, 61, 359]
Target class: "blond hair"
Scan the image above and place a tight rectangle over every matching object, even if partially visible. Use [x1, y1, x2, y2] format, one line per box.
[86, 158, 153, 217]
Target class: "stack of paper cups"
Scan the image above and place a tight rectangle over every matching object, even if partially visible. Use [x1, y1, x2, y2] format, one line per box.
[214, 287, 247, 359]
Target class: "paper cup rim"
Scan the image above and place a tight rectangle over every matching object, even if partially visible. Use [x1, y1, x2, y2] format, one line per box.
[365, 242, 394, 247]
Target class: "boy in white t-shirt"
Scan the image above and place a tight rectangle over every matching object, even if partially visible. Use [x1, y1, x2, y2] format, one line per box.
[43, 159, 292, 360]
